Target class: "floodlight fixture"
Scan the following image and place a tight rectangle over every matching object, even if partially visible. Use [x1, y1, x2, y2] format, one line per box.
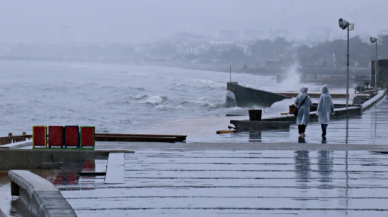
[338, 18, 349, 30]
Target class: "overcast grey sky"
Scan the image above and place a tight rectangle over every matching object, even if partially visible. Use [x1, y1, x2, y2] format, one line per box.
[0, 0, 386, 44]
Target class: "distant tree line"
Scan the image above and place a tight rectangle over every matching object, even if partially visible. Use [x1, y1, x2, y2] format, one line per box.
[2, 35, 387, 68]
[167, 37, 294, 66]
[298, 35, 388, 67]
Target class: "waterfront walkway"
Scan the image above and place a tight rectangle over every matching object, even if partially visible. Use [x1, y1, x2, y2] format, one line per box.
[2, 96, 388, 216]
[190, 96, 388, 144]
[59, 149, 388, 217]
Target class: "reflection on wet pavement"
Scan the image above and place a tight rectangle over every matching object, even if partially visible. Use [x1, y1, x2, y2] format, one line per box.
[53, 159, 108, 189]
[59, 150, 388, 217]
[295, 151, 310, 182]
[193, 97, 388, 144]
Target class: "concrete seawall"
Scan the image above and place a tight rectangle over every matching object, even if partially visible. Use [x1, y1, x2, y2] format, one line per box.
[230, 90, 387, 130]
[9, 170, 76, 217]
[0, 149, 133, 170]
[361, 89, 387, 111]
[264, 106, 362, 123]
[227, 82, 290, 108]
[230, 120, 289, 132]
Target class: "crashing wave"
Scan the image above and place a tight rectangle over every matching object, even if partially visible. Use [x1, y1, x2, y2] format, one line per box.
[225, 90, 237, 108]
[143, 95, 168, 105]
[155, 105, 186, 111]
[130, 94, 148, 100]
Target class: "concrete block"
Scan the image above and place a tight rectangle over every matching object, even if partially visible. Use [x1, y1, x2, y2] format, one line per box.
[0, 149, 120, 170]
[259, 106, 363, 124]
[8, 170, 76, 217]
[230, 120, 289, 132]
[362, 90, 387, 111]
[105, 153, 124, 184]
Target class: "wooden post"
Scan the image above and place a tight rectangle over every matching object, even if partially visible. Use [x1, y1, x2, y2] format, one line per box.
[22, 132, 27, 141]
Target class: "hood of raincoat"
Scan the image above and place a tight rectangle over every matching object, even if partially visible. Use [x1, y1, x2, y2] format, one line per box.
[321, 86, 329, 94]
[300, 87, 308, 94]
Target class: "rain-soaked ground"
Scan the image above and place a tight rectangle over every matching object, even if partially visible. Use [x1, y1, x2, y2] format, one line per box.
[1, 62, 388, 216]
[190, 96, 388, 144]
[1, 96, 387, 216]
[48, 150, 388, 217]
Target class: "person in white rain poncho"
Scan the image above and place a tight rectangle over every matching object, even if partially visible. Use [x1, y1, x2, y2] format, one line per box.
[295, 87, 313, 138]
[317, 85, 335, 137]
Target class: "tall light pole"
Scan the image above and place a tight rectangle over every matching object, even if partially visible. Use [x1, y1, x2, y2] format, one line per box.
[370, 37, 378, 94]
[338, 18, 354, 109]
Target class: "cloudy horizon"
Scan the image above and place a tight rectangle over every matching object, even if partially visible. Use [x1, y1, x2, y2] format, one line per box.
[0, 0, 387, 44]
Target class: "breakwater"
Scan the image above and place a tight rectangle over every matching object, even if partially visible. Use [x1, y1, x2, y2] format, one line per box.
[226, 82, 290, 108]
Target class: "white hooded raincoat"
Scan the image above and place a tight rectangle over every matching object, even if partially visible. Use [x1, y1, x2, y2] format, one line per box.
[295, 87, 313, 125]
[317, 86, 335, 124]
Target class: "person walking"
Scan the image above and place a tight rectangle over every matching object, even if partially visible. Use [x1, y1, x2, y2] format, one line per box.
[295, 87, 312, 138]
[317, 85, 335, 138]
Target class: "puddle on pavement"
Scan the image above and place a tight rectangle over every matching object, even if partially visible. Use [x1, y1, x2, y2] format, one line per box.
[53, 159, 107, 190]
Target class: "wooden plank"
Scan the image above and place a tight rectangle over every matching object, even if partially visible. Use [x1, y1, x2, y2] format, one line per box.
[0, 135, 32, 146]
[61, 187, 388, 199]
[95, 135, 177, 143]
[105, 153, 124, 184]
[96, 133, 186, 141]
[216, 130, 235, 134]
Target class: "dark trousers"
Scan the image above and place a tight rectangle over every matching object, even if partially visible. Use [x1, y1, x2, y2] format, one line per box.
[321, 124, 328, 136]
[298, 125, 306, 134]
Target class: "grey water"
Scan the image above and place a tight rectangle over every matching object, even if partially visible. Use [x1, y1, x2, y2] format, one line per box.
[1, 61, 383, 144]
[0, 62, 305, 137]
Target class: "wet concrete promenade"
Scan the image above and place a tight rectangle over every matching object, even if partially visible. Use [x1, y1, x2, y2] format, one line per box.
[54, 97, 388, 216]
[193, 96, 388, 144]
[58, 150, 388, 217]
[2, 97, 388, 216]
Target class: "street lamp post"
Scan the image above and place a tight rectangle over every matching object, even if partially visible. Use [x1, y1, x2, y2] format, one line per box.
[370, 37, 378, 94]
[338, 18, 354, 109]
